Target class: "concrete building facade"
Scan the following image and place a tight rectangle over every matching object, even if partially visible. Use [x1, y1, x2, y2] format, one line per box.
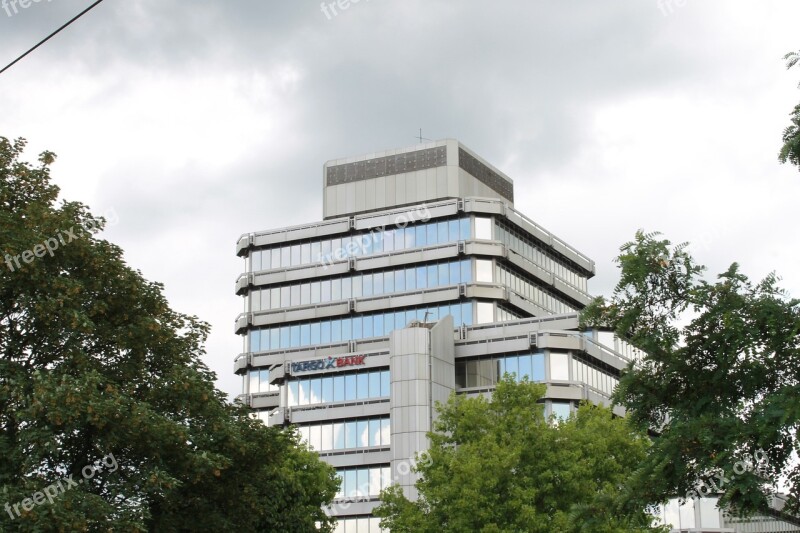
[233, 139, 797, 533]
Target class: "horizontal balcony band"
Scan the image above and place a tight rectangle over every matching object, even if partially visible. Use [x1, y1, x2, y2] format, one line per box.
[235, 239, 509, 294]
[237, 197, 594, 275]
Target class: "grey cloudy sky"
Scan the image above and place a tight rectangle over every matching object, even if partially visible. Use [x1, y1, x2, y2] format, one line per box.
[1, 0, 798, 398]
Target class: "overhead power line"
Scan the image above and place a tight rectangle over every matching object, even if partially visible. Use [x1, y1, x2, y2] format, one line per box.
[0, 0, 107, 77]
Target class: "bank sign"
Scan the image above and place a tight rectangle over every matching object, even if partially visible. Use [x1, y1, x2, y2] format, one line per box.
[289, 355, 367, 374]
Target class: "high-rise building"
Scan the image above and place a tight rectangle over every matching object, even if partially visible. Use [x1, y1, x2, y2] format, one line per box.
[233, 139, 789, 532]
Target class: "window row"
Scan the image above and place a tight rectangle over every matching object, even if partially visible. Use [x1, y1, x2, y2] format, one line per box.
[495, 221, 588, 292]
[572, 357, 619, 396]
[335, 466, 391, 499]
[333, 517, 386, 533]
[249, 218, 471, 271]
[248, 260, 472, 312]
[247, 368, 279, 394]
[247, 301, 474, 352]
[496, 264, 578, 315]
[455, 352, 571, 389]
[297, 417, 391, 452]
[456, 353, 545, 389]
[288, 370, 390, 407]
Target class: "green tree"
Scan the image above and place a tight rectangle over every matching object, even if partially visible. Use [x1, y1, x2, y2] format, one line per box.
[779, 50, 800, 170]
[374, 377, 664, 532]
[0, 136, 338, 531]
[582, 230, 800, 519]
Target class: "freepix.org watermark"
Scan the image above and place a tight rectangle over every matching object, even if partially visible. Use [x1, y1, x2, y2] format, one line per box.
[685, 448, 770, 500]
[2, 0, 52, 17]
[4, 453, 118, 520]
[319, 204, 431, 270]
[320, 0, 370, 20]
[3, 208, 119, 273]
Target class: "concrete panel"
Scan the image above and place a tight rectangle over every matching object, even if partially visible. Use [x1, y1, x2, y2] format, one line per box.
[336, 184, 346, 218]
[289, 400, 389, 424]
[345, 182, 356, 215]
[374, 176, 386, 210]
[356, 180, 367, 213]
[396, 172, 407, 205]
[322, 450, 392, 468]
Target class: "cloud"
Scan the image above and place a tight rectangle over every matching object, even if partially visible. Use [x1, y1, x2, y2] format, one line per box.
[2, 0, 799, 397]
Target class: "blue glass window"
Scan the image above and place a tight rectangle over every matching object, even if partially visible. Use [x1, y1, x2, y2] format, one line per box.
[342, 318, 352, 341]
[345, 421, 357, 448]
[353, 316, 362, 340]
[345, 374, 357, 401]
[438, 221, 448, 243]
[404, 227, 415, 248]
[384, 271, 394, 293]
[310, 323, 320, 345]
[462, 301, 473, 325]
[381, 371, 390, 396]
[427, 223, 437, 245]
[288, 381, 298, 405]
[450, 262, 460, 284]
[357, 420, 369, 447]
[331, 319, 341, 342]
[369, 372, 381, 397]
[373, 314, 384, 336]
[373, 272, 383, 295]
[518, 354, 532, 380]
[450, 304, 462, 326]
[384, 229, 394, 252]
[342, 277, 352, 299]
[321, 321, 331, 344]
[416, 225, 426, 247]
[461, 260, 471, 283]
[298, 380, 310, 406]
[532, 353, 545, 381]
[270, 328, 279, 350]
[280, 326, 290, 349]
[448, 220, 459, 242]
[322, 377, 333, 403]
[290, 325, 300, 347]
[506, 356, 519, 380]
[362, 273, 372, 297]
[427, 265, 437, 287]
[333, 375, 344, 402]
[249, 329, 260, 352]
[300, 324, 310, 346]
[381, 419, 391, 445]
[406, 268, 416, 290]
[357, 468, 369, 494]
[460, 218, 471, 240]
[416, 266, 427, 289]
[333, 422, 345, 449]
[357, 373, 369, 400]
[369, 419, 381, 447]
[310, 378, 322, 404]
[438, 263, 449, 286]
[363, 316, 373, 338]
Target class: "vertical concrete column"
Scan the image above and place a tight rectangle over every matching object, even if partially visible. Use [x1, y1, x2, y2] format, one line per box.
[389, 315, 455, 500]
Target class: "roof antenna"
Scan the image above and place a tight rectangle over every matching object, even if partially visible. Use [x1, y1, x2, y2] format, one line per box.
[416, 128, 433, 143]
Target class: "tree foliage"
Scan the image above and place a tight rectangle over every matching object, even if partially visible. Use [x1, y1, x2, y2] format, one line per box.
[582, 230, 800, 518]
[374, 377, 664, 532]
[0, 137, 338, 531]
[779, 50, 800, 170]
